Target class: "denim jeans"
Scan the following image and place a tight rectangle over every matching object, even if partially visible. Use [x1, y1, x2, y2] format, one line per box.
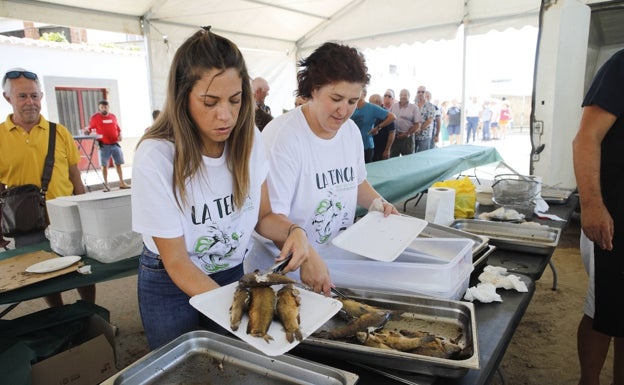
[466, 117, 479, 143]
[414, 137, 431, 153]
[98, 143, 125, 166]
[137, 246, 244, 350]
[481, 120, 491, 140]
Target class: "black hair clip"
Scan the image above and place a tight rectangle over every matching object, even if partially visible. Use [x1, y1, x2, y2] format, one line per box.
[201, 26, 212, 32]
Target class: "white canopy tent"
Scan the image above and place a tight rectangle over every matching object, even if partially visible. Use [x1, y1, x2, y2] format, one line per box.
[2, 0, 618, 188]
[0, 0, 545, 112]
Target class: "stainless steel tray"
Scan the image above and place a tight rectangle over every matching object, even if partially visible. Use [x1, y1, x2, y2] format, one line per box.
[419, 221, 490, 256]
[298, 287, 479, 378]
[102, 331, 358, 385]
[473, 244, 496, 269]
[450, 219, 561, 255]
[541, 187, 574, 204]
[348, 361, 436, 385]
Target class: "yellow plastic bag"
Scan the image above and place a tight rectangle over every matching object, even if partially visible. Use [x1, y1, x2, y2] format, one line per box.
[432, 177, 476, 218]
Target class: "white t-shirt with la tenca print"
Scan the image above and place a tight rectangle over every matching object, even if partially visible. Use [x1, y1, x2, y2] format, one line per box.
[132, 131, 267, 275]
[246, 106, 366, 274]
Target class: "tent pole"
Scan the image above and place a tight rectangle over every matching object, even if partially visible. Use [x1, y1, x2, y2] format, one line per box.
[460, 21, 468, 144]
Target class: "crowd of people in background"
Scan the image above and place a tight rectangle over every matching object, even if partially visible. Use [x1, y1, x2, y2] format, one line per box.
[250, 73, 518, 163]
[282, 83, 516, 162]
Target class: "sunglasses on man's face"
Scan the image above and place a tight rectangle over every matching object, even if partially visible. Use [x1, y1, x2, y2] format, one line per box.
[4, 71, 38, 81]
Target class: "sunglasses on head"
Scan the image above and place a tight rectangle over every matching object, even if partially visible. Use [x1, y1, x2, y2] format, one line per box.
[4, 70, 38, 81]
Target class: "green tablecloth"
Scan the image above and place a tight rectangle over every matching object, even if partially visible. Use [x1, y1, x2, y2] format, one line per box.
[0, 242, 139, 305]
[366, 144, 503, 204]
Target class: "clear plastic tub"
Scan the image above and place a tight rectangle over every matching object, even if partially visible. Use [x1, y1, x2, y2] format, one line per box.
[324, 238, 473, 297]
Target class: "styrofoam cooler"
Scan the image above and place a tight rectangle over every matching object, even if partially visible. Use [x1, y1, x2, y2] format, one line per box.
[47, 198, 83, 232]
[60, 189, 142, 263]
[46, 198, 85, 256]
[325, 238, 474, 300]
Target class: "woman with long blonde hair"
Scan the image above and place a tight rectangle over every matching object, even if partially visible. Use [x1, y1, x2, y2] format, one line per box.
[132, 28, 329, 350]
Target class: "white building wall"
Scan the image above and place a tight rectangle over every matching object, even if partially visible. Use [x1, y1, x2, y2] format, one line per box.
[0, 36, 151, 165]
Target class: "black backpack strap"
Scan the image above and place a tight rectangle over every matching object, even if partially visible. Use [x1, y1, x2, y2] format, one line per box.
[41, 122, 57, 194]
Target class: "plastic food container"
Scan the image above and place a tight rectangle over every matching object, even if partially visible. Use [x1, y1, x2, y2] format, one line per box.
[324, 238, 474, 299]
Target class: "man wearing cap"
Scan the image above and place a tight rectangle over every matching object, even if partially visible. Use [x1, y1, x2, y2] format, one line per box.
[85, 100, 130, 191]
[1, 67, 95, 306]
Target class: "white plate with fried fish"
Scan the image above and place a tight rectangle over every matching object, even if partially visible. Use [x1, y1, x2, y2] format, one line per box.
[190, 281, 342, 356]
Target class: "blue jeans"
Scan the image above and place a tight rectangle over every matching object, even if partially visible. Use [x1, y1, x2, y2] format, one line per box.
[99, 143, 125, 166]
[466, 117, 479, 143]
[414, 137, 431, 153]
[137, 246, 243, 350]
[482, 120, 491, 140]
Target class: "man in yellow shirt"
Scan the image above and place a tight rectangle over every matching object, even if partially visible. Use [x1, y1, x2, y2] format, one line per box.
[0, 68, 95, 307]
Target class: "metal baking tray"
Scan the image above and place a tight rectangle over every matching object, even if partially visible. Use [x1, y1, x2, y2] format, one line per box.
[102, 331, 358, 385]
[473, 244, 497, 269]
[348, 361, 436, 385]
[450, 219, 561, 255]
[541, 187, 574, 204]
[297, 287, 479, 378]
[419, 221, 490, 256]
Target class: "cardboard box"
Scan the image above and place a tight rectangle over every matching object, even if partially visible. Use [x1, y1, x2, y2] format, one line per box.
[30, 314, 117, 385]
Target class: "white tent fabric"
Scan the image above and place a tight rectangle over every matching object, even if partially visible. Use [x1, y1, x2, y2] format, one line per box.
[0, 0, 609, 109]
[0, 0, 547, 111]
[0, 0, 543, 52]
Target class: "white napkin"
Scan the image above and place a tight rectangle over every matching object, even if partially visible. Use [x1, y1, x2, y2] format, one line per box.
[534, 197, 549, 213]
[464, 283, 502, 303]
[477, 207, 525, 221]
[478, 265, 528, 292]
[464, 265, 528, 303]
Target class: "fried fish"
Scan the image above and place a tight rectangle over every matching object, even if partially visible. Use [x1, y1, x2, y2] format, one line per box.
[356, 329, 435, 351]
[229, 285, 249, 331]
[276, 284, 303, 343]
[315, 310, 391, 340]
[239, 269, 297, 287]
[246, 286, 276, 342]
[337, 297, 384, 319]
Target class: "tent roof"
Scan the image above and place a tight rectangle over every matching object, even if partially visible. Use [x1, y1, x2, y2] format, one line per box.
[2, 0, 547, 52]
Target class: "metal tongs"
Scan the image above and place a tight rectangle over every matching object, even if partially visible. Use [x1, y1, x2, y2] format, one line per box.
[330, 287, 351, 299]
[266, 252, 293, 274]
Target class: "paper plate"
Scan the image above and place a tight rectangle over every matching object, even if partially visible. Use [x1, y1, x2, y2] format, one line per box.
[331, 211, 427, 262]
[190, 282, 342, 356]
[25, 255, 81, 273]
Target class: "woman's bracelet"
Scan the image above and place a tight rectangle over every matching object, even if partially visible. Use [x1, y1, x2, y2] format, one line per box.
[288, 224, 307, 237]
